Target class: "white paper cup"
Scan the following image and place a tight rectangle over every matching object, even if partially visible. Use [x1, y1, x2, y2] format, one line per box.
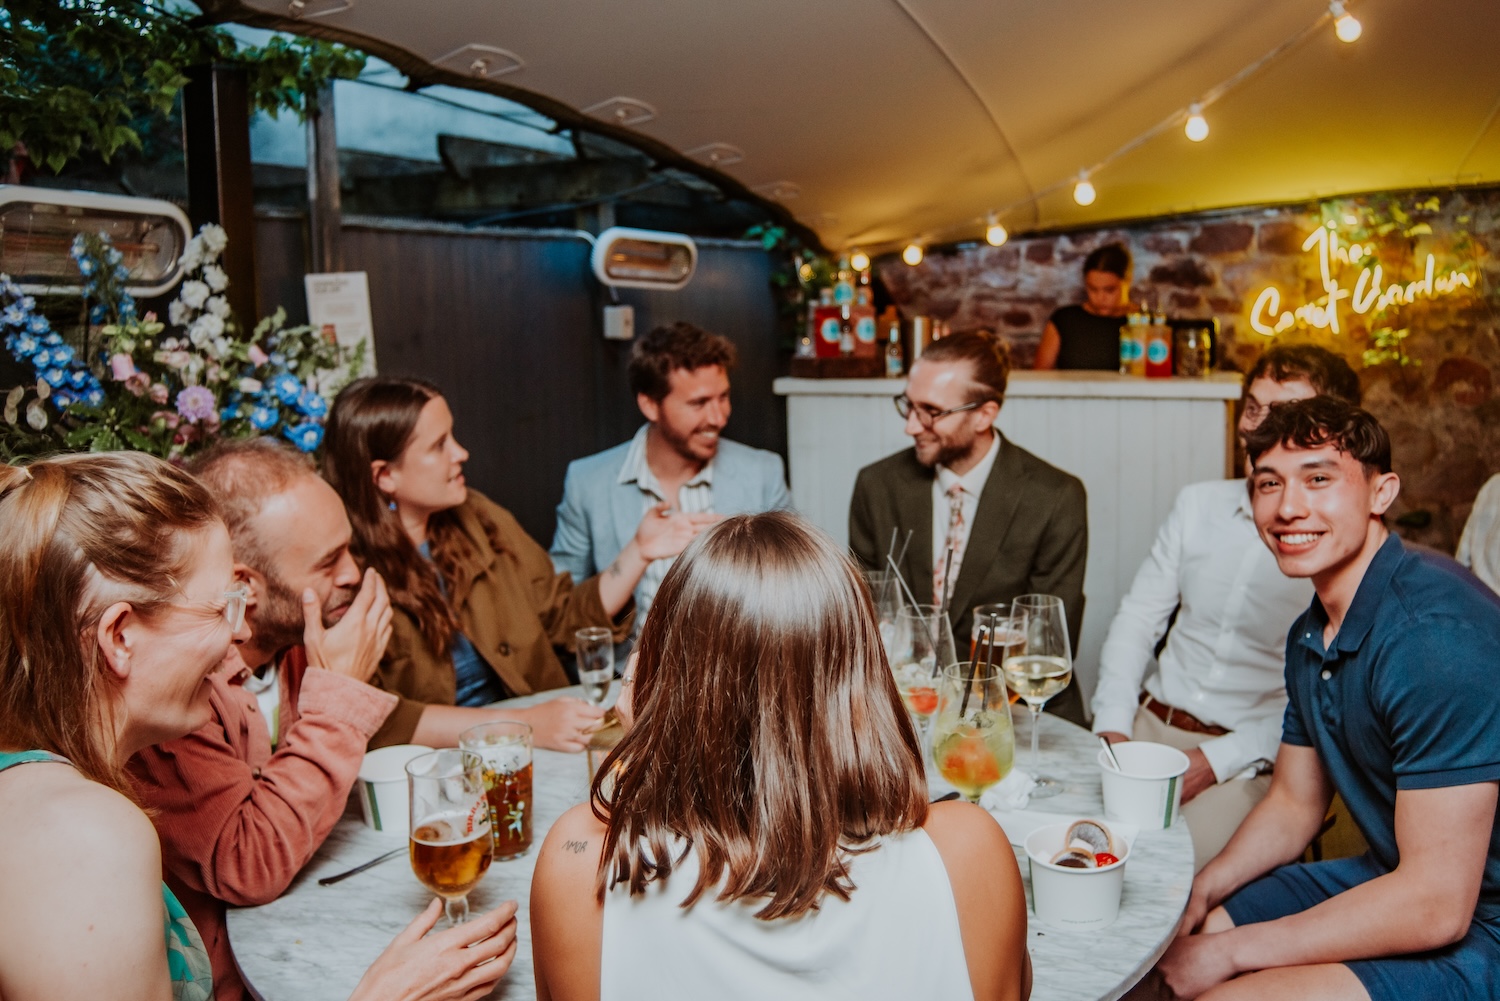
[357, 744, 432, 833]
[1025, 822, 1130, 930]
[1098, 741, 1190, 829]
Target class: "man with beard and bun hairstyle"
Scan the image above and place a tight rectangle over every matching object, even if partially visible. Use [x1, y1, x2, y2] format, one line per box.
[551, 322, 791, 644]
[849, 330, 1089, 725]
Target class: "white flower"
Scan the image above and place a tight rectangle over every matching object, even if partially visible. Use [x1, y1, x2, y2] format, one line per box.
[180, 237, 204, 271]
[168, 299, 190, 326]
[188, 313, 224, 347]
[179, 280, 210, 310]
[200, 224, 229, 255]
[238, 377, 263, 394]
[205, 295, 232, 319]
[203, 265, 229, 292]
[210, 337, 232, 359]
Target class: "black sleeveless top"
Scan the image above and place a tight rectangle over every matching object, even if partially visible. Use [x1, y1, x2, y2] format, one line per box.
[1048, 304, 1124, 371]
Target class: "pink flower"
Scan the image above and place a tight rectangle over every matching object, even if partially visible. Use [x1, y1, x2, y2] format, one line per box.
[124, 372, 150, 397]
[149, 383, 170, 405]
[175, 385, 217, 424]
[109, 353, 138, 381]
[248, 343, 270, 366]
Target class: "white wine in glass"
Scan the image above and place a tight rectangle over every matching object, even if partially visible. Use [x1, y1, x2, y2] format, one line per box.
[1004, 596, 1073, 799]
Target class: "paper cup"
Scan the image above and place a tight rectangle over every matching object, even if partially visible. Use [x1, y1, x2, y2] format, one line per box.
[1025, 822, 1130, 930]
[1097, 741, 1190, 829]
[357, 744, 432, 833]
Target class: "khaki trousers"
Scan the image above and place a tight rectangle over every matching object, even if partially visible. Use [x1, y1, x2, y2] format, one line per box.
[1131, 706, 1272, 872]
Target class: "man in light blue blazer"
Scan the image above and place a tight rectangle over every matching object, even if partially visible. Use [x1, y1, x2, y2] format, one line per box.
[551, 323, 792, 644]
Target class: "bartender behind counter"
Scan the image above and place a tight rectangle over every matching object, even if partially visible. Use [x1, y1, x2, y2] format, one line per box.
[1034, 242, 1132, 371]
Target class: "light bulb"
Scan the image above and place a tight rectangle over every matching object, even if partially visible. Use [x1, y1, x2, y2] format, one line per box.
[1330, 1, 1361, 42]
[1073, 177, 1097, 206]
[849, 250, 870, 272]
[902, 243, 924, 266]
[985, 220, 1009, 247]
[1184, 105, 1209, 142]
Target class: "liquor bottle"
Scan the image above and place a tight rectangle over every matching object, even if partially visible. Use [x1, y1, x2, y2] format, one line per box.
[833, 257, 855, 310]
[851, 286, 878, 358]
[838, 305, 855, 356]
[814, 287, 843, 359]
[885, 314, 904, 378]
[1145, 308, 1173, 378]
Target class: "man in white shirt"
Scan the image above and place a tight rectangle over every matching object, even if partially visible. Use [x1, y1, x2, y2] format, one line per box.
[1093, 344, 1361, 869]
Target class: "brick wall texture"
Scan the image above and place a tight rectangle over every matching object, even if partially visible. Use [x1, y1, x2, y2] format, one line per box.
[875, 186, 1500, 553]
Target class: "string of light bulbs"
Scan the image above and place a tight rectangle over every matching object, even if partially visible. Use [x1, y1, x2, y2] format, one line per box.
[875, 0, 1363, 267]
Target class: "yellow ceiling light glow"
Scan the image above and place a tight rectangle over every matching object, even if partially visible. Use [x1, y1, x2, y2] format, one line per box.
[902, 243, 924, 266]
[1073, 176, 1097, 206]
[985, 215, 1008, 246]
[849, 250, 870, 272]
[1329, 1, 1362, 42]
[1184, 105, 1209, 142]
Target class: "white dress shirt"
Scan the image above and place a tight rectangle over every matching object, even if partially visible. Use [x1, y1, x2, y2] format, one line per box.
[1091, 478, 1314, 782]
[931, 430, 1001, 583]
[617, 424, 715, 631]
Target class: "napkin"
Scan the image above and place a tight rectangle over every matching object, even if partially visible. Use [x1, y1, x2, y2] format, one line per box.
[979, 768, 1035, 812]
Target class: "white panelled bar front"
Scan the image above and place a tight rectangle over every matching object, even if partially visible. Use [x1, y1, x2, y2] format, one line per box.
[774, 371, 1245, 710]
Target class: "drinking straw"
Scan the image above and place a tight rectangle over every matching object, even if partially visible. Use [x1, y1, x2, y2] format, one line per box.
[885, 526, 899, 567]
[893, 529, 913, 571]
[885, 555, 929, 636]
[937, 546, 955, 620]
[960, 609, 995, 718]
[1099, 735, 1123, 771]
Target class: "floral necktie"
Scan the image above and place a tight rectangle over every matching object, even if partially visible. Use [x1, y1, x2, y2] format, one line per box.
[934, 482, 965, 608]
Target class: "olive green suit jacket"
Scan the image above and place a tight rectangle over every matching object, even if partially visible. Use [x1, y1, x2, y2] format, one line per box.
[849, 435, 1089, 725]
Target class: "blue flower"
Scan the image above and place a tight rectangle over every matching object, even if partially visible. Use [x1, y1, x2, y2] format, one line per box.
[268, 352, 287, 368]
[51, 390, 75, 409]
[42, 367, 68, 388]
[77, 257, 97, 277]
[81, 386, 105, 407]
[7, 332, 39, 358]
[220, 405, 242, 423]
[250, 405, 279, 431]
[68, 369, 90, 390]
[296, 389, 328, 419]
[88, 304, 107, 323]
[2, 305, 26, 327]
[27, 315, 49, 334]
[41, 332, 61, 346]
[31, 347, 53, 368]
[51, 345, 75, 367]
[119, 298, 137, 319]
[269, 373, 302, 405]
[283, 422, 324, 452]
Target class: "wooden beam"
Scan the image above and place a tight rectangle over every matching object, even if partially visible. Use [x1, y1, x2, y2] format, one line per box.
[305, 82, 343, 273]
[181, 64, 259, 325]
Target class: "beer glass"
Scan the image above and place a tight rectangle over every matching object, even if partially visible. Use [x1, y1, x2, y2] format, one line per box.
[405, 749, 492, 925]
[1004, 595, 1074, 799]
[459, 722, 534, 862]
[575, 626, 614, 707]
[932, 661, 1014, 803]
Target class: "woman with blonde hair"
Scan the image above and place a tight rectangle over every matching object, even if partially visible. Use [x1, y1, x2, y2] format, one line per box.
[0, 452, 514, 1001]
[531, 511, 1031, 1001]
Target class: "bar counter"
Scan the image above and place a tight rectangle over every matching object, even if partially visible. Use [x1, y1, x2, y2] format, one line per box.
[773, 372, 1245, 707]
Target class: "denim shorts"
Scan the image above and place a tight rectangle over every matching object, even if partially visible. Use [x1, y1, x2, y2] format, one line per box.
[1222, 855, 1500, 1001]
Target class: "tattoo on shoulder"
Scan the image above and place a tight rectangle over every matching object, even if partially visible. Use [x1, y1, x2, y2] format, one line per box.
[563, 839, 590, 854]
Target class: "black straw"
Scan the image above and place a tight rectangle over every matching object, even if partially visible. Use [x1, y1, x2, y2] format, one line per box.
[960, 611, 994, 718]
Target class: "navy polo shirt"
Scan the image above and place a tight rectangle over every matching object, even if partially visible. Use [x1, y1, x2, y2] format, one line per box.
[1283, 533, 1500, 924]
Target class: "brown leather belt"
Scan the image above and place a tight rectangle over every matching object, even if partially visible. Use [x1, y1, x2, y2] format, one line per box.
[1139, 693, 1230, 736]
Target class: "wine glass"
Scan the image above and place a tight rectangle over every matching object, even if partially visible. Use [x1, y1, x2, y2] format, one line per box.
[863, 569, 906, 662]
[891, 604, 958, 740]
[575, 626, 614, 707]
[1004, 595, 1074, 799]
[931, 661, 1015, 803]
[405, 749, 493, 925]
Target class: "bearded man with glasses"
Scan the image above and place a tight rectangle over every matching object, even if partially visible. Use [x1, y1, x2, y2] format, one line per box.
[849, 330, 1089, 725]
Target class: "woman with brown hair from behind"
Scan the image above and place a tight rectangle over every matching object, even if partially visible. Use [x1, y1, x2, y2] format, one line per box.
[0, 452, 515, 1001]
[531, 511, 1031, 1001]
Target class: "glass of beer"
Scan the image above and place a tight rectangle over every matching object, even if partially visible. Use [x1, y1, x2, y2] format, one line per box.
[575, 627, 614, 707]
[405, 749, 492, 926]
[459, 721, 534, 862]
[931, 661, 1014, 802]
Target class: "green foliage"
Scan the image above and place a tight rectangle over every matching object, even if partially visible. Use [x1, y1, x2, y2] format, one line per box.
[0, 0, 365, 174]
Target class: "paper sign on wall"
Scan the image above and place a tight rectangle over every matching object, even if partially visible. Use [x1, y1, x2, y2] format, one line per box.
[305, 271, 377, 375]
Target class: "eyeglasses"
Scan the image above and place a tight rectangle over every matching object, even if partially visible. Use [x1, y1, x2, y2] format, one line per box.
[893, 394, 985, 429]
[172, 585, 249, 633]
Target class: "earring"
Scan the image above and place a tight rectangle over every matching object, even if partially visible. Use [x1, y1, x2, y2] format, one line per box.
[388, 499, 397, 512]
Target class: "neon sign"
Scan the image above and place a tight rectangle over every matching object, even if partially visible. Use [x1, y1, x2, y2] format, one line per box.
[1249, 222, 1473, 337]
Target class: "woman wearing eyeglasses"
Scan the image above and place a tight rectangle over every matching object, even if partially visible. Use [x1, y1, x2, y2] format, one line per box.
[0, 452, 515, 1001]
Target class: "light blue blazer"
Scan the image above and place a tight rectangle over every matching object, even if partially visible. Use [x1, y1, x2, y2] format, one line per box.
[549, 430, 793, 591]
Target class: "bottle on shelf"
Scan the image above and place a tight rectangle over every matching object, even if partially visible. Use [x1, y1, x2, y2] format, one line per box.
[884, 311, 904, 378]
[838, 305, 855, 357]
[851, 285, 878, 358]
[1119, 311, 1146, 377]
[814, 287, 843, 359]
[832, 257, 855, 310]
[1145, 308, 1173, 378]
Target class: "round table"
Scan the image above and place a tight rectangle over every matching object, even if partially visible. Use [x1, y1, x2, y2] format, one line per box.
[229, 692, 1192, 1001]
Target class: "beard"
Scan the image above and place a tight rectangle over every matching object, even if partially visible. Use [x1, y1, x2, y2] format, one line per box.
[914, 431, 979, 470]
[655, 417, 720, 464]
[251, 570, 357, 654]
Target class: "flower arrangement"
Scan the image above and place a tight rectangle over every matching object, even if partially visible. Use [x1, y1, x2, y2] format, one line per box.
[2, 224, 363, 461]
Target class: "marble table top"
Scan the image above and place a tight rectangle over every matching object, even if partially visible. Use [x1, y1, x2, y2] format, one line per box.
[229, 693, 1192, 1001]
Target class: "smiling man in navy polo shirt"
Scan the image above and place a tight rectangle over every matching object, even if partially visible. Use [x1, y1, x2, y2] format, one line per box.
[1155, 396, 1500, 1000]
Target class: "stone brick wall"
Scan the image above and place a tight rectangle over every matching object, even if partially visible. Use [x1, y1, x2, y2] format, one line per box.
[876, 186, 1500, 554]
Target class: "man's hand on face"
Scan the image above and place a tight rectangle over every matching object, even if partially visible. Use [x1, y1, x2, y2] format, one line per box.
[633, 503, 720, 562]
[303, 567, 393, 683]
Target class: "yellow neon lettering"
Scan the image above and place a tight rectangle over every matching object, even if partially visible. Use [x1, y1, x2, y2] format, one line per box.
[1250, 287, 1282, 336]
[1352, 265, 1380, 313]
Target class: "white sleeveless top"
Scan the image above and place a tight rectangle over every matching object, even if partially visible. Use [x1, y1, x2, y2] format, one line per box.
[601, 828, 975, 1001]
